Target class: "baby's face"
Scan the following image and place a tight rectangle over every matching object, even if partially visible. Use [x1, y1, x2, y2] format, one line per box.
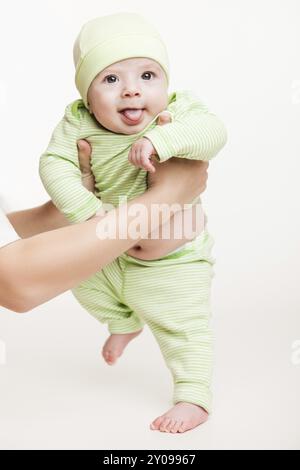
[87, 58, 169, 135]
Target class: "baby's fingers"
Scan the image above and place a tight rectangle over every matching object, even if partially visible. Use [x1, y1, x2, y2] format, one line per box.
[129, 148, 142, 169]
[141, 155, 156, 173]
[128, 148, 138, 166]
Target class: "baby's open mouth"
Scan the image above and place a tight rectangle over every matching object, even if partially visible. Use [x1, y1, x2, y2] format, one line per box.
[119, 108, 145, 123]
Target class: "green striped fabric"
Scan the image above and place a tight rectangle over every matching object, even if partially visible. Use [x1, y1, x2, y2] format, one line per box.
[39, 90, 227, 223]
[72, 227, 215, 413]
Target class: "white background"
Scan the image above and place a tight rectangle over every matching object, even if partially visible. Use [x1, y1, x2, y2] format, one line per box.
[0, 0, 299, 450]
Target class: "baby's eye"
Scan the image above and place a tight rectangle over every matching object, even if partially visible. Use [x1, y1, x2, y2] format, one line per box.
[104, 75, 118, 83]
[142, 71, 155, 80]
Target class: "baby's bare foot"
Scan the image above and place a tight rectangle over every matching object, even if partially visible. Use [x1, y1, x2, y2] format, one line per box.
[102, 329, 143, 365]
[150, 402, 208, 433]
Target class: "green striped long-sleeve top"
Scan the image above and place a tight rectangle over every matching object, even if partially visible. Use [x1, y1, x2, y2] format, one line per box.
[39, 89, 227, 224]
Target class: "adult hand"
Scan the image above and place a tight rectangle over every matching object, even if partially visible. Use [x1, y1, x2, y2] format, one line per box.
[77, 139, 96, 192]
[77, 127, 209, 206]
[148, 158, 208, 203]
[147, 111, 209, 203]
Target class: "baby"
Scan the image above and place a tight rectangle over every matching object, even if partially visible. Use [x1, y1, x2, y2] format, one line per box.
[39, 12, 227, 433]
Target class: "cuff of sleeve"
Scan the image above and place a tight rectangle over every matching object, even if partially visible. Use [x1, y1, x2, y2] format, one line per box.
[108, 314, 145, 334]
[143, 126, 176, 162]
[67, 198, 102, 224]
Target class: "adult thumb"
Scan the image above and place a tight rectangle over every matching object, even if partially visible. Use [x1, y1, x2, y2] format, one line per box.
[156, 111, 173, 126]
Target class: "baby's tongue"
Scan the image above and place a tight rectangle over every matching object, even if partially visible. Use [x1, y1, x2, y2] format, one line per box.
[122, 109, 143, 121]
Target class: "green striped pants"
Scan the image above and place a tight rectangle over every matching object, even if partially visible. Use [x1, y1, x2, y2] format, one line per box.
[72, 229, 215, 414]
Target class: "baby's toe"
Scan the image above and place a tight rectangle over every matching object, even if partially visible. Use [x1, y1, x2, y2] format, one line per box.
[150, 415, 164, 430]
[103, 350, 116, 364]
[170, 420, 181, 433]
[159, 417, 172, 432]
[178, 421, 187, 433]
[165, 418, 177, 433]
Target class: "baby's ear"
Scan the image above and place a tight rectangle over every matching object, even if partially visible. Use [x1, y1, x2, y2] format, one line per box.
[156, 110, 173, 126]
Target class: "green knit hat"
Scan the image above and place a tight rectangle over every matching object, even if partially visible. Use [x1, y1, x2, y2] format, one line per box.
[73, 12, 170, 109]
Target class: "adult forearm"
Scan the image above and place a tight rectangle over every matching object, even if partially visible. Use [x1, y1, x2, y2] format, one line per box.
[0, 185, 180, 312]
[7, 201, 70, 238]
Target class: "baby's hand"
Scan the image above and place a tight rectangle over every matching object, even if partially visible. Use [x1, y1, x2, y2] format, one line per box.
[128, 137, 157, 173]
[128, 111, 173, 173]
